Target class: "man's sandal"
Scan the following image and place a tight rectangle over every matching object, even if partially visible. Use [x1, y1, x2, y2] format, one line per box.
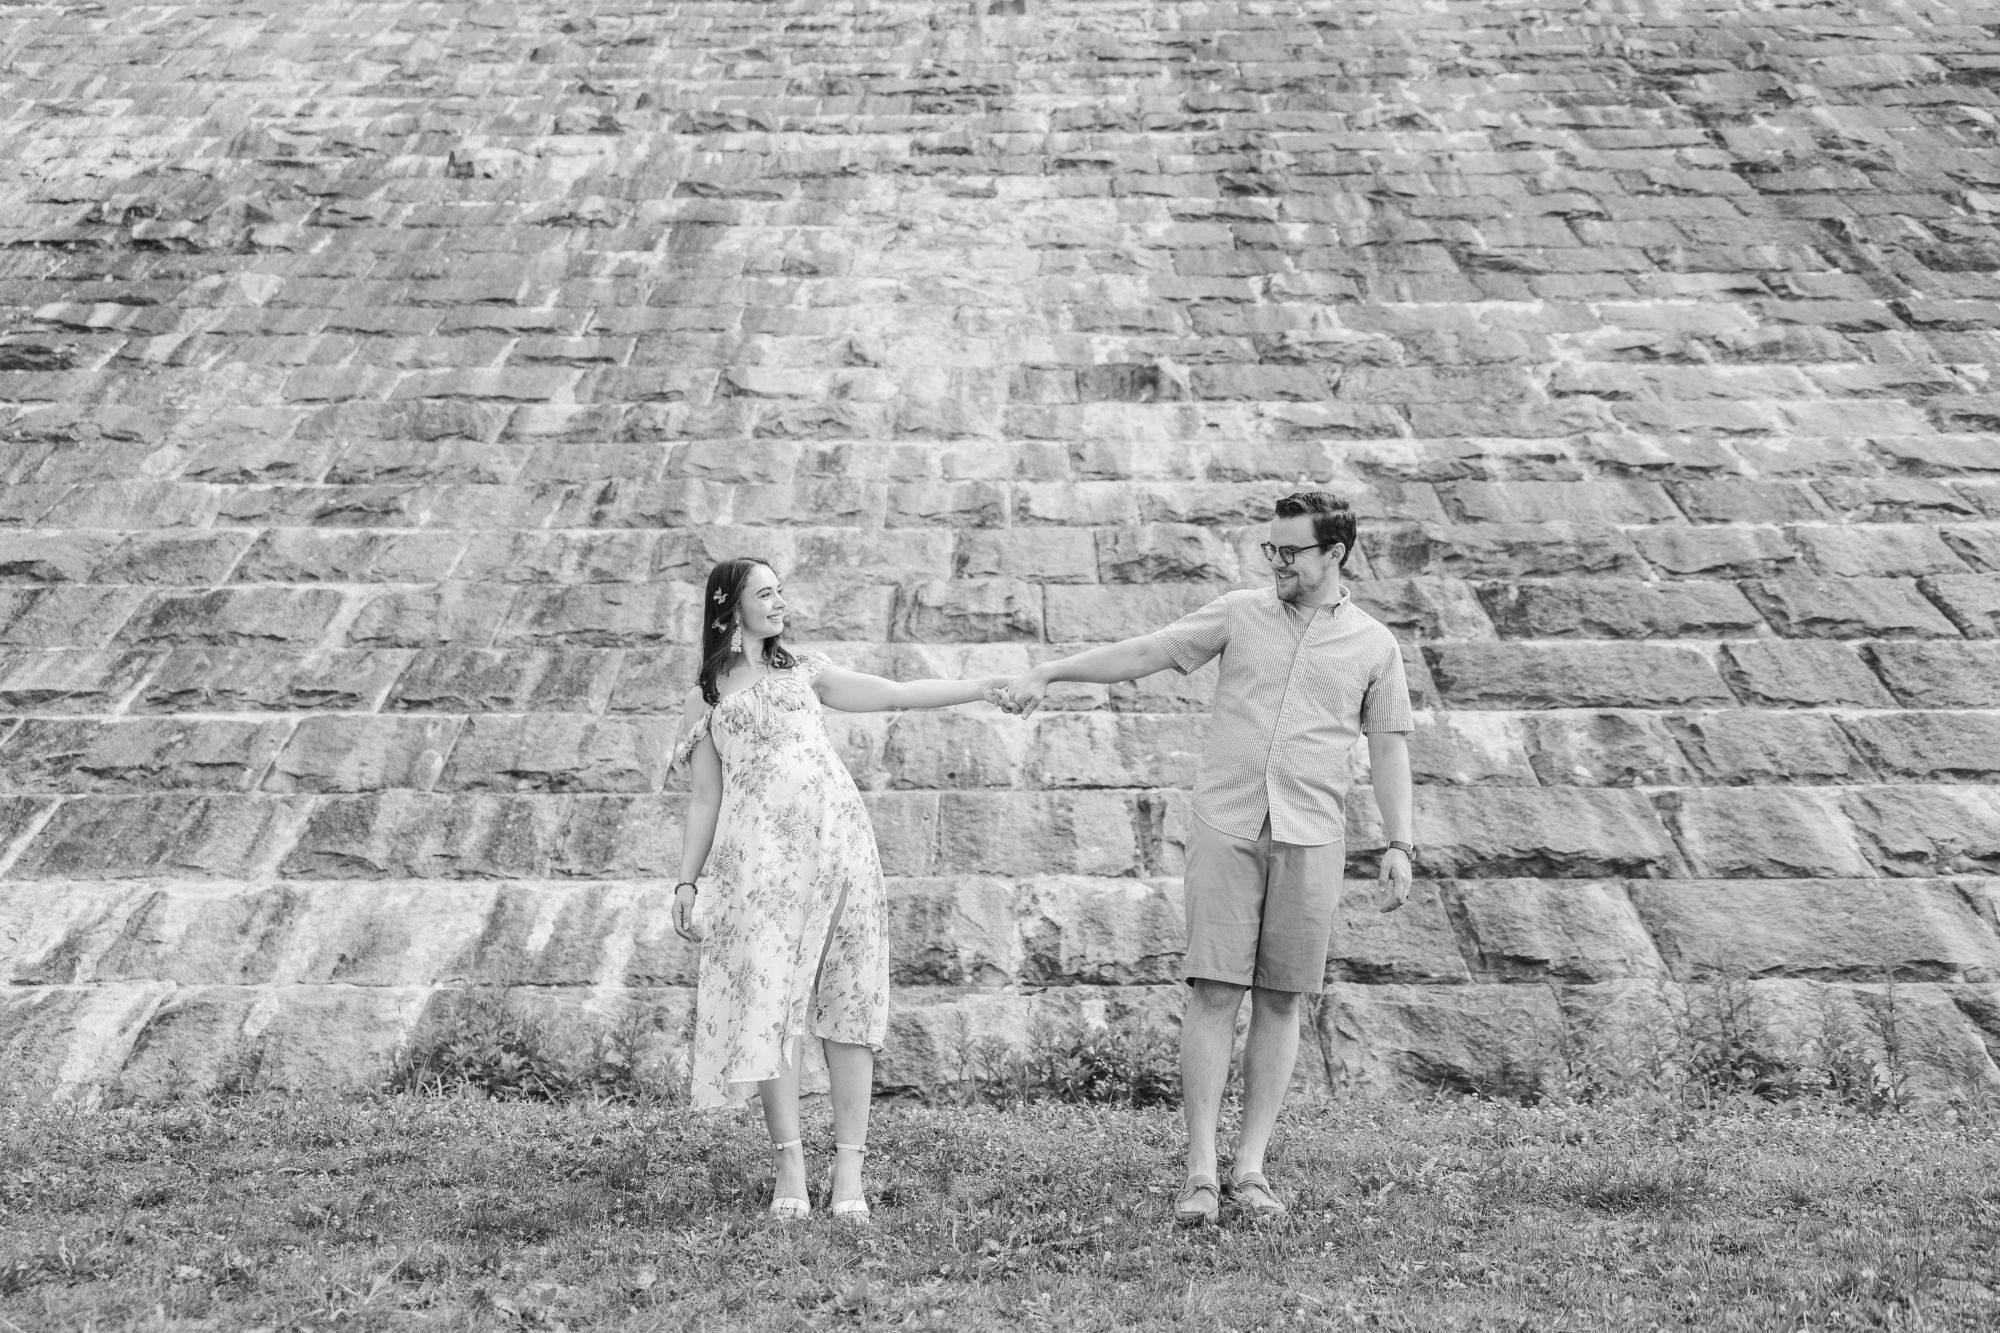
[1174, 1173, 1220, 1226]
[769, 1138, 809, 1219]
[1228, 1170, 1287, 1220]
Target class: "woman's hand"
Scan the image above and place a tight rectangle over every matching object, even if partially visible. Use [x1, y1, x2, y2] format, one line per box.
[673, 883, 703, 942]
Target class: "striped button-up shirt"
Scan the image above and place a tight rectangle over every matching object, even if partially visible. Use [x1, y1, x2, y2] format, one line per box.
[1153, 586, 1413, 847]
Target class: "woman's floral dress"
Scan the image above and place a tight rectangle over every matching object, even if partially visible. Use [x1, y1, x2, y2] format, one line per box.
[673, 651, 889, 1109]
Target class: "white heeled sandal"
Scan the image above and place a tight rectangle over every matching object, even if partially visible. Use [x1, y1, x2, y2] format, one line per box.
[769, 1138, 809, 1219]
[826, 1142, 870, 1221]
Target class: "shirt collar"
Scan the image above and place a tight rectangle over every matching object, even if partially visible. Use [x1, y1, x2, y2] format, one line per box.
[1266, 583, 1350, 616]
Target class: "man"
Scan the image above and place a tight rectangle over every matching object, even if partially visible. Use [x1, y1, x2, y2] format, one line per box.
[999, 491, 1416, 1224]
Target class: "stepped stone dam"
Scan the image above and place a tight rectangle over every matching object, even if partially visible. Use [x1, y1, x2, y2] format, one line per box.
[4, 0, 2000, 1103]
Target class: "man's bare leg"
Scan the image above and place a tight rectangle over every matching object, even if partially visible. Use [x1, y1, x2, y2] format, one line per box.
[1181, 978, 1247, 1181]
[1232, 987, 1301, 1181]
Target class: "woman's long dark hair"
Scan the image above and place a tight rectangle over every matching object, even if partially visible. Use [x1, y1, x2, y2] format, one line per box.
[698, 557, 796, 705]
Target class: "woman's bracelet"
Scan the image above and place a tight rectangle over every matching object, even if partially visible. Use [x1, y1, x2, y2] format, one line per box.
[674, 880, 699, 894]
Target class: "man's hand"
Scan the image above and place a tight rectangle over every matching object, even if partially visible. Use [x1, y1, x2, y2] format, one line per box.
[1378, 847, 1412, 913]
[998, 668, 1051, 718]
[673, 884, 703, 942]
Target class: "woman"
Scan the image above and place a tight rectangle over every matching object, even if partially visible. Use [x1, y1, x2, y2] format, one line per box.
[672, 557, 1005, 1220]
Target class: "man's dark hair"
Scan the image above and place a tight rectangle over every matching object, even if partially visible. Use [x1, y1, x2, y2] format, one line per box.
[1274, 491, 1356, 567]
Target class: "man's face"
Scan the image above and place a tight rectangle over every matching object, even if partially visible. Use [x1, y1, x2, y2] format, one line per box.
[1267, 514, 1342, 604]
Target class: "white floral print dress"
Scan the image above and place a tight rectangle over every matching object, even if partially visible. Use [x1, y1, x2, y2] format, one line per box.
[672, 652, 890, 1109]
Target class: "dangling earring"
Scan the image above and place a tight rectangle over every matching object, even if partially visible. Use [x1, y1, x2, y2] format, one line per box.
[729, 622, 743, 655]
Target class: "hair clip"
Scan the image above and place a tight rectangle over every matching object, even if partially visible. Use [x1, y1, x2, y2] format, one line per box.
[712, 616, 729, 630]
[712, 588, 727, 605]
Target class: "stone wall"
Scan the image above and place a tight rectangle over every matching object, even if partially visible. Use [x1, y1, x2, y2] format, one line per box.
[4, 0, 2000, 1102]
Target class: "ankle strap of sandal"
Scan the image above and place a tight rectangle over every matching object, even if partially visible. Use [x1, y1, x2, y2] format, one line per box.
[835, 1142, 867, 1155]
[771, 1138, 802, 1151]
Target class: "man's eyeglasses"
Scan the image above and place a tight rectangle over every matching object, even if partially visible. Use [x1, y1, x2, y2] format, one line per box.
[1260, 541, 1338, 567]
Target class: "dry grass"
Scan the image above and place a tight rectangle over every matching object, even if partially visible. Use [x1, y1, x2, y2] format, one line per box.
[3, 1093, 1998, 1331]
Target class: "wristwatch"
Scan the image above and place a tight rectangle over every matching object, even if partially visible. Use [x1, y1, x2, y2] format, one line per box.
[1385, 840, 1416, 861]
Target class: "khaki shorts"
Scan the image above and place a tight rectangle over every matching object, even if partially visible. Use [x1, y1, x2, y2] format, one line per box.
[1181, 815, 1344, 995]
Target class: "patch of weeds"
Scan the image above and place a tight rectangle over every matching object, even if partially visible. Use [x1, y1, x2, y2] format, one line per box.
[940, 1014, 1179, 1108]
[1561, 1156, 1712, 1215]
[389, 989, 686, 1105]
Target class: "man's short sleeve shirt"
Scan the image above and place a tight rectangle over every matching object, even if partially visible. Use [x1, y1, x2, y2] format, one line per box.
[1152, 586, 1413, 846]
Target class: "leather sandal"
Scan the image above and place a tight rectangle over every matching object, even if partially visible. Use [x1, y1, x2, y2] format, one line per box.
[1228, 1169, 1287, 1220]
[768, 1138, 809, 1219]
[826, 1142, 870, 1222]
[1174, 1173, 1220, 1226]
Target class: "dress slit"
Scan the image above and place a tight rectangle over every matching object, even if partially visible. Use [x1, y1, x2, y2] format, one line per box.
[809, 874, 854, 1032]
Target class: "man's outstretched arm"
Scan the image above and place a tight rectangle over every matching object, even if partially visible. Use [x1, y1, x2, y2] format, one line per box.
[1000, 634, 1175, 717]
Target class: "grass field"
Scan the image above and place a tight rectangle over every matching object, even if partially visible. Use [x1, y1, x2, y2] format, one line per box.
[3, 1092, 1998, 1331]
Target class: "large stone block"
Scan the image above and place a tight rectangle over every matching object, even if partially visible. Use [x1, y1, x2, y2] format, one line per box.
[0, 649, 160, 713]
[1628, 525, 1800, 579]
[0, 984, 178, 1102]
[955, 529, 1099, 583]
[1719, 641, 1898, 708]
[139, 648, 413, 713]
[1668, 711, 1869, 785]
[1746, 576, 1960, 639]
[1327, 881, 1472, 985]
[1428, 643, 1732, 709]
[1448, 878, 1666, 981]
[390, 647, 619, 714]
[881, 710, 1027, 789]
[496, 583, 695, 647]
[280, 792, 564, 880]
[1317, 982, 1566, 1098]
[1841, 786, 2000, 876]
[605, 647, 704, 715]
[0, 588, 143, 647]
[1518, 711, 1691, 787]
[1396, 787, 1683, 878]
[111, 984, 428, 1099]
[891, 578, 1043, 642]
[1354, 576, 1495, 640]
[62, 718, 291, 793]
[861, 791, 940, 877]
[1044, 583, 1233, 642]
[438, 716, 672, 793]
[9, 795, 310, 881]
[265, 716, 462, 793]
[1629, 880, 2000, 983]
[874, 984, 1184, 1094]
[1921, 573, 2000, 638]
[0, 719, 98, 793]
[1398, 712, 1537, 786]
[348, 584, 518, 648]
[91, 532, 256, 586]
[1026, 712, 1207, 789]
[1790, 524, 1969, 578]
[936, 791, 1140, 877]
[1864, 642, 2000, 707]
[0, 532, 119, 583]
[1838, 711, 2000, 782]
[1018, 875, 1184, 985]
[115, 587, 346, 647]
[1375, 522, 1648, 580]
[454, 531, 655, 586]
[1095, 524, 1240, 583]
[1661, 787, 1872, 878]
[885, 877, 1019, 986]
[1478, 579, 1764, 639]
[237, 530, 470, 584]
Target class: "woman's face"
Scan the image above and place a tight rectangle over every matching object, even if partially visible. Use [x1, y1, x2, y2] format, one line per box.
[734, 565, 786, 644]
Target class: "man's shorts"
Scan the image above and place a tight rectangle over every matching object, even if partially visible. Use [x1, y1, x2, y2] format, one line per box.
[1181, 814, 1344, 995]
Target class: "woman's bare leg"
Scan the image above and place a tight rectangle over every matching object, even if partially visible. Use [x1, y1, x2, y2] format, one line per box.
[757, 1037, 808, 1205]
[823, 1038, 873, 1204]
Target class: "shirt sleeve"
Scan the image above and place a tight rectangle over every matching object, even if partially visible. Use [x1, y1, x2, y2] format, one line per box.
[1152, 595, 1231, 676]
[1361, 638, 1415, 733]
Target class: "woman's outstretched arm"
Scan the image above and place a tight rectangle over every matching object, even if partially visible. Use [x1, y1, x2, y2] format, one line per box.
[813, 666, 1009, 714]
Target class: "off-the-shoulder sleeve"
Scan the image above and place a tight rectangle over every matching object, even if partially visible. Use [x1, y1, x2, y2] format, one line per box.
[671, 708, 714, 773]
[794, 650, 833, 683]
